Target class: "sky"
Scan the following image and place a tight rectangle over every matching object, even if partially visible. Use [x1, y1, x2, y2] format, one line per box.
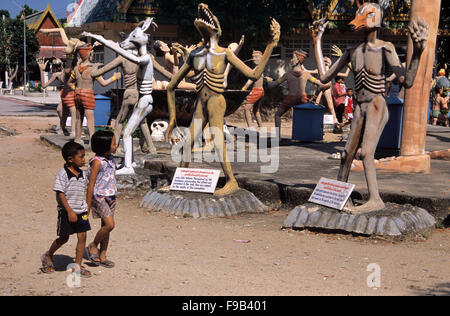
[3, 0, 73, 18]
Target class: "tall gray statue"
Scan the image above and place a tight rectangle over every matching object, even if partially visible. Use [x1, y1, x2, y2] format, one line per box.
[311, 0, 429, 213]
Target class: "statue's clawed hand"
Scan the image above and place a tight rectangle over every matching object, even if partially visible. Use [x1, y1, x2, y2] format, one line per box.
[311, 18, 329, 42]
[172, 43, 189, 58]
[269, 18, 280, 45]
[331, 45, 343, 58]
[409, 17, 429, 53]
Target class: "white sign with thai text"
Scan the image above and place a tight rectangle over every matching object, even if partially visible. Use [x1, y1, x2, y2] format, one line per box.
[323, 115, 334, 125]
[170, 168, 221, 194]
[309, 177, 355, 210]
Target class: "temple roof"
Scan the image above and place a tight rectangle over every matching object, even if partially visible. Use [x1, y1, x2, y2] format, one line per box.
[25, 4, 63, 31]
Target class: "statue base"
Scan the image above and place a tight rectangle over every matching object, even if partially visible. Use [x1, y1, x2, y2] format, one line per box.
[140, 189, 268, 218]
[283, 202, 436, 237]
[351, 155, 431, 173]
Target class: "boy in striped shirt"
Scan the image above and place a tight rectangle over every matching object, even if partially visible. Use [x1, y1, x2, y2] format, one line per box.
[41, 141, 92, 277]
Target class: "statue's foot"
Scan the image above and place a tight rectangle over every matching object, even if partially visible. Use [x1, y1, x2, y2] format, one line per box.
[192, 143, 215, 153]
[157, 185, 171, 193]
[214, 180, 239, 197]
[341, 199, 354, 213]
[141, 146, 157, 155]
[115, 147, 124, 156]
[116, 166, 135, 176]
[348, 199, 385, 214]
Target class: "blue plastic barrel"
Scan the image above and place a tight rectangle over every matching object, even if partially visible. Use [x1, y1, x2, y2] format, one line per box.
[377, 96, 404, 149]
[292, 103, 325, 142]
[94, 95, 111, 126]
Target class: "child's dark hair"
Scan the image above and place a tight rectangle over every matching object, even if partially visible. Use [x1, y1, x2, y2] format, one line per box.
[91, 130, 114, 156]
[62, 141, 85, 162]
[435, 85, 443, 94]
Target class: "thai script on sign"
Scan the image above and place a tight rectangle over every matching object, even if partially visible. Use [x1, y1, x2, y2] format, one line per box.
[170, 168, 221, 194]
[308, 177, 355, 210]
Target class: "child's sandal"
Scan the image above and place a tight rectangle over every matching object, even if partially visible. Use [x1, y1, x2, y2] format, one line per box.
[84, 247, 100, 266]
[99, 260, 115, 269]
[40, 254, 55, 274]
[79, 266, 92, 278]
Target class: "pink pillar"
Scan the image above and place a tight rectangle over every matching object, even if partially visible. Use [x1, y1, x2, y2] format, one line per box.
[401, 0, 441, 156]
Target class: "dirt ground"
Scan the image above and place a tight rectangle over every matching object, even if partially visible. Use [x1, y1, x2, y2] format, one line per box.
[0, 116, 449, 296]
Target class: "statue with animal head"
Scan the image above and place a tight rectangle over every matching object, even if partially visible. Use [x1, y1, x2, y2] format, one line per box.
[83, 18, 173, 174]
[165, 3, 280, 196]
[311, 0, 429, 213]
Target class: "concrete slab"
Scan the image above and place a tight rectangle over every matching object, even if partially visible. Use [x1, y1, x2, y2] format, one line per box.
[39, 125, 450, 224]
[0, 96, 57, 117]
[283, 202, 436, 237]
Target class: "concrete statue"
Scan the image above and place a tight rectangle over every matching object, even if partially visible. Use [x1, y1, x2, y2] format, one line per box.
[165, 3, 280, 196]
[311, 0, 429, 213]
[73, 43, 121, 144]
[267, 50, 328, 137]
[82, 18, 173, 175]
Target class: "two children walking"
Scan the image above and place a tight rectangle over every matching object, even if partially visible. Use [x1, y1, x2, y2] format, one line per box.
[41, 131, 118, 277]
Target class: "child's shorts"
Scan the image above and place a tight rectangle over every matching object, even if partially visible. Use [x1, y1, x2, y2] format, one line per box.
[57, 210, 91, 237]
[91, 195, 116, 219]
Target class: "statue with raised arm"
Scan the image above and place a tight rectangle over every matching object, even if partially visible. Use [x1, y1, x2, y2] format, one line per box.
[165, 3, 280, 196]
[311, 0, 428, 213]
[306, 46, 351, 127]
[38, 28, 87, 138]
[82, 18, 173, 175]
[153, 40, 197, 90]
[90, 32, 156, 155]
[241, 50, 265, 130]
[267, 50, 328, 137]
[73, 44, 121, 144]
[37, 57, 76, 136]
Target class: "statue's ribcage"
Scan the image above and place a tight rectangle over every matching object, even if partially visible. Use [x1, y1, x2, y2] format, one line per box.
[355, 68, 386, 94]
[138, 80, 153, 95]
[124, 74, 137, 89]
[192, 69, 225, 94]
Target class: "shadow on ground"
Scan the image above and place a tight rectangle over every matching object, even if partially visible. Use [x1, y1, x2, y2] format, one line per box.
[412, 282, 450, 296]
[51, 254, 75, 272]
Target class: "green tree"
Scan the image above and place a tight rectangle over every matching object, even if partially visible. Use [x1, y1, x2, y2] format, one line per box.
[0, 9, 40, 85]
[437, 1, 450, 72]
[0, 10, 10, 19]
[16, 5, 37, 19]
